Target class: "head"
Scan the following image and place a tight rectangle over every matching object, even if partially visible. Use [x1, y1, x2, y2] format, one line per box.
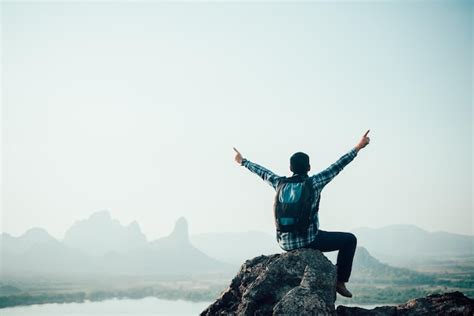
[290, 152, 311, 175]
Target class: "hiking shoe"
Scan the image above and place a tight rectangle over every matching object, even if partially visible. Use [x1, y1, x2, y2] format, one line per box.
[336, 282, 353, 298]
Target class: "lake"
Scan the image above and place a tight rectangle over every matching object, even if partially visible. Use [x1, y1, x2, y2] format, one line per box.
[0, 297, 212, 316]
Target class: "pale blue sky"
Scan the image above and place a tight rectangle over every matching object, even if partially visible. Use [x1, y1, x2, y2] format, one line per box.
[2, 1, 472, 239]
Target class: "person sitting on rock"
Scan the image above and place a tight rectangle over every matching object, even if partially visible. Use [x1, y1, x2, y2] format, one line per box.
[233, 130, 371, 298]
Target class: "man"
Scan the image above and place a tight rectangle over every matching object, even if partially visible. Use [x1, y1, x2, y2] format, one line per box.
[233, 130, 371, 298]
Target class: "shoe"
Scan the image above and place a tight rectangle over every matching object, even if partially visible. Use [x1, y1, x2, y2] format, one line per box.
[336, 282, 353, 298]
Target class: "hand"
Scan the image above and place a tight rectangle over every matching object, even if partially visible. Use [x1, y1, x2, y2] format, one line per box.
[355, 129, 371, 151]
[233, 147, 244, 165]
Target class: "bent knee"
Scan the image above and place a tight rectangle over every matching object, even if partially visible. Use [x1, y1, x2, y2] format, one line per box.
[347, 233, 357, 246]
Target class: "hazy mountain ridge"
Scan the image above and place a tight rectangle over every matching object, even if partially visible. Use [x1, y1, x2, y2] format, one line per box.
[350, 247, 436, 284]
[1, 228, 59, 255]
[63, 210, 148, 256]
[1, 211, 231, 276]
[2, 216, 471, 278]
[353, 224, 474, 268]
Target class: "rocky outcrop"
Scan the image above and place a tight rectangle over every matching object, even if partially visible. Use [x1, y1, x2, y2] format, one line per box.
[201, 249, 474, 316]
[337, 291, 474, 316]
[200, 248, 337, 315]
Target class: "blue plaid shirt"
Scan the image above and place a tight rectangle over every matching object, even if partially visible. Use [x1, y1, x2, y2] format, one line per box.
[242, 147, 358, 251]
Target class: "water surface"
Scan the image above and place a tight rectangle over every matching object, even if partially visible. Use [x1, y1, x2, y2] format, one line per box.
[1, 297, 211, 316]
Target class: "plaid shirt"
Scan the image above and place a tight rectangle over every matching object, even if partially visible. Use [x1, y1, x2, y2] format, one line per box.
[242, 147, 358, 251]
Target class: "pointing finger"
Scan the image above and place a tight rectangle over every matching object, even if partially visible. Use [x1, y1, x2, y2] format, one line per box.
[233, 147, 241, 155]
[363, 129, 370, 137]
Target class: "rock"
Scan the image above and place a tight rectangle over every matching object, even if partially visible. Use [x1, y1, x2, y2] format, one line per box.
[200, 248, 337, 315]
[336, 291, 474, 316]
[201, 249, 474, 316]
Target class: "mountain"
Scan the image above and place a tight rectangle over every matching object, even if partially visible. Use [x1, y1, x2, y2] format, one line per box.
[152, 217, 190, 249]
[351, 247, 435, 284]
[63, 210, 147, 256]
[124, 217, 233, 275]
[324, 246, 435, 284]
[1, 212, 232, 277]
[352, 224, 474, 267]
[1, 228, 93, 276]
[1, 227, 58, 255]
[191, 231, 282, 264]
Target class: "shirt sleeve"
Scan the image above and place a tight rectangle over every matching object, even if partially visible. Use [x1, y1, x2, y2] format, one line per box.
[311, 147, 358, 190]
[242, 159, 284, 190]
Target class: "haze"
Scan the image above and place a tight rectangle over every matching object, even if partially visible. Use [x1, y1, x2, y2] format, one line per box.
[2, 1, 472, 240]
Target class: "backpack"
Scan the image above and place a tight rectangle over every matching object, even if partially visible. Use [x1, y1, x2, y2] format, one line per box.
[273, 175, 314, 233]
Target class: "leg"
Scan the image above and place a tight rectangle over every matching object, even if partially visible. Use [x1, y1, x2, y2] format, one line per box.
[307, 230, 357, 283]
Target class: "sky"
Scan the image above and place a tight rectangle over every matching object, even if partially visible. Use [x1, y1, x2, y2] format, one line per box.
[1, 1, 472, 240]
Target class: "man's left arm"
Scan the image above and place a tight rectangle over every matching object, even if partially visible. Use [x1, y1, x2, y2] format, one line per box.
[312, 148, 358, 189]
[312, 129, 371, 189]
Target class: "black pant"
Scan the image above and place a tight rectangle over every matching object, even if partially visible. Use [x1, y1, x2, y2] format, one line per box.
[306, 230, 357, 282]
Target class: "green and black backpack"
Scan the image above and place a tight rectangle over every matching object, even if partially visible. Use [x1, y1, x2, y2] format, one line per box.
[273, 175, 314, 233]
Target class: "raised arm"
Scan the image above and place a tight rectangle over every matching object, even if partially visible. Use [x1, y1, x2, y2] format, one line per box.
[233, 147, 283, 189]
[312, 130, 371, 189]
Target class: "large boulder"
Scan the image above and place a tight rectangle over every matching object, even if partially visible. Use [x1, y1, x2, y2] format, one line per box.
[200, 248, 337, 315]
[336, 291, 474, 316]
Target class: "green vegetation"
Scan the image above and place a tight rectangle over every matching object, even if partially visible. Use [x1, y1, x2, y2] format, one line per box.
[0, 292, 87, 308]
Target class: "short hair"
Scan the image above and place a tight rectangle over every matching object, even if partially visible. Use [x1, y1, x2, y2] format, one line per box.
[290, 152, 310, 175]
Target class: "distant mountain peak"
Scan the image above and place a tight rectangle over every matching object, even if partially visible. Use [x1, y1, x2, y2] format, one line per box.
[21, 227, 56, 243]
[128, 220, 141, 231]
[24, 227, 50, 235]
[89, 210, 113, 221]
[355, 246, 370, 256]
[63, 210, 147, 255]
[169, 217, 189, 242]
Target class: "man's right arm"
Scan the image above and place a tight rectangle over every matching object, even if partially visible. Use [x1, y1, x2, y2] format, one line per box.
[241, 159, 283, 190]
[234, 147, 283, 189]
